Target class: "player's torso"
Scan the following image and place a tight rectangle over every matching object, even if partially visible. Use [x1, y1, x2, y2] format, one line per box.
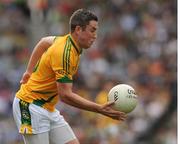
[16, 34, 81, 111]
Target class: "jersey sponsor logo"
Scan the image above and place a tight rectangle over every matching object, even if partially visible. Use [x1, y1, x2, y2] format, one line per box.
[57, 70, 69, 75]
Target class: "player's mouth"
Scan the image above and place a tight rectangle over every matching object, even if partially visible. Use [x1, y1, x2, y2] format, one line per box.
[90, 40, 95, 45]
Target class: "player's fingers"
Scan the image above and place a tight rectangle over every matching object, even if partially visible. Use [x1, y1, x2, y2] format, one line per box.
[104, 109, 125, 117]
[20, 80, 23, 84]
[120, 113, 127, 119]
[109, 109, 126, 115]
[20, 76, 24, 84]
[20, 77, 28, 84]
[20, 73, 30, 84]
[115, 113, 127, 120]
[104, 110, 127, 119]
[20, 79, 25, 84]
[119, 116, 126, 121]
[116, 112, 126, 119]
[109, 115, 126, 121]
[115, 114, 127, 121]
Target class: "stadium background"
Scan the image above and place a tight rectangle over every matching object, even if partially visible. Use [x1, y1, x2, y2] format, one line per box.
[0, 0, 177, 144]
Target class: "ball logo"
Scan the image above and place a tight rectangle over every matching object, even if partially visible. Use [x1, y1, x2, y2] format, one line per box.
[127, 89, 137, 99]
[127, 89, 136, 95]
[114, 91, 118, 101]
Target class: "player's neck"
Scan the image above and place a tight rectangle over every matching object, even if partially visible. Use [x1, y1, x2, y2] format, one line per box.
[70, 33, 81, 48]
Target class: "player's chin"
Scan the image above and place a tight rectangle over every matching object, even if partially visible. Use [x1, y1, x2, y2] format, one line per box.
[83, 45, 91, 49]
[87, 42, 94, 48]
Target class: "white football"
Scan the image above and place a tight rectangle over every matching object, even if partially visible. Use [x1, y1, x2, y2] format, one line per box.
[108, 84, 138, 113]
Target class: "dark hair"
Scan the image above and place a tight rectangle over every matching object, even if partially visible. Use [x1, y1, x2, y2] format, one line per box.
[69, 9, 98, 32]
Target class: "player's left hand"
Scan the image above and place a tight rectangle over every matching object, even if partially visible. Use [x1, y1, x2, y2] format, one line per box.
[20, 71, 31, 84]
[99, 101, 127, 121]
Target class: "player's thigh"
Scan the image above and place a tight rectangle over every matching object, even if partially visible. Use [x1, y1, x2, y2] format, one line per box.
[49, 124, 79, 144]
[23, 132, 49, 144]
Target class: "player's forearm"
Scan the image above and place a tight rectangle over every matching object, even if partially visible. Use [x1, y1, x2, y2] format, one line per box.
[60, 92, 101, 113]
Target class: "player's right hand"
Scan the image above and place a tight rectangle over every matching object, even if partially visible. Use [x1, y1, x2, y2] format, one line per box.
[99, 101, 127, 121]
[20, 71, 31, 84]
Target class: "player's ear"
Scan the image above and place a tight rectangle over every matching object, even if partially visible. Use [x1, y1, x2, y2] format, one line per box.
[75, 26, 82, 34]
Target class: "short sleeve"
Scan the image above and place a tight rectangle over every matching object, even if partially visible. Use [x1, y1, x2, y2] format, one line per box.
[50, 39, 73, 83]
[55, 69, 73, 83]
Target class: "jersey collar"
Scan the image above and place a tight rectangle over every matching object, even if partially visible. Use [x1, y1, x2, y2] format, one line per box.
[69, 34, 82, 54]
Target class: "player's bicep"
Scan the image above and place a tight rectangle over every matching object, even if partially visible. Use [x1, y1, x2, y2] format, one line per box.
[56, 82, 73, 98]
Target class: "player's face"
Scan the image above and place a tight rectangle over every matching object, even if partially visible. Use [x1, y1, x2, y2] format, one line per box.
[78, 20, 98, 49]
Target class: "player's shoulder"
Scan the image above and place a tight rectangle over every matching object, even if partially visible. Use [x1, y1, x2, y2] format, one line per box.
[40, 36, 56, 45]
[48, 34, 69, 55]
[52, 34, 70, 52]
[53, 34, 69, 43]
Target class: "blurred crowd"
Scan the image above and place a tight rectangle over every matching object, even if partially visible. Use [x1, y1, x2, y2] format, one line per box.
[0, 0, 177, 144]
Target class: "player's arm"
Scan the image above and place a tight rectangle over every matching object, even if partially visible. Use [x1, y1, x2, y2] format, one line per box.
[20, 36, 55, 84]
[57, 82, 126, 121]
